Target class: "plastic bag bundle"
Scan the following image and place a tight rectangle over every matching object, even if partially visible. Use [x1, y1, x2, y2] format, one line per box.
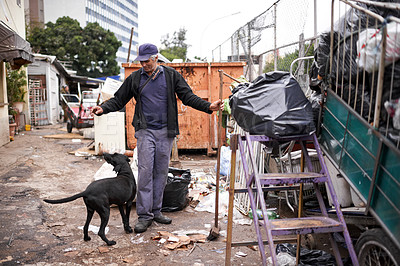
[276, 243, 336, 265]
[162, 168, 191, 212]
[316, 4, 400, 81]
[357, 21, 400, 73]
[229, 71, 315, 138]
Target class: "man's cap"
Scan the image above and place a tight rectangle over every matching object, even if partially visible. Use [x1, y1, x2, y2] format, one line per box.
[134, 43, 158, 61]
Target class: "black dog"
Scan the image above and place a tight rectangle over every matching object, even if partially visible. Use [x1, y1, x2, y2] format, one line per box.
[44, 153, 136, 245]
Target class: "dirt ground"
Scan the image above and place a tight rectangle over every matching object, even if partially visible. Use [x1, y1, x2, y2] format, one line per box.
[0, 124, 346, 265]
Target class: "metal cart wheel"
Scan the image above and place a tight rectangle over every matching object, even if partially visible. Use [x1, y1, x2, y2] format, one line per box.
[356, 228, 400, 266]
[67, 121, 73, 133]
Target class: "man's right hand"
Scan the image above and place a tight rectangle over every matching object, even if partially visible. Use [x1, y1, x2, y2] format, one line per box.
[91, 106, 103, 116]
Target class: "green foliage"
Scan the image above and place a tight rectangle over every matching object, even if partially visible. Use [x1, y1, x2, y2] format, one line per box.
[6, 63, 27, 104]
[263, 43, 315, 73]
[27, 17, 122, 77]
[160, 28, 189, 61]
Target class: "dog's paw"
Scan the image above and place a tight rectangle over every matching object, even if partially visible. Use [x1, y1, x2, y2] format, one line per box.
[125, 226, 133, 234]
[107, 240, 116, 246]
[84, 236, 91, 241]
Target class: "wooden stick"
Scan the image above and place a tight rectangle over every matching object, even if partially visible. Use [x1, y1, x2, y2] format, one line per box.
[127, 27, 134, 62]
[225, 134, 238, 265]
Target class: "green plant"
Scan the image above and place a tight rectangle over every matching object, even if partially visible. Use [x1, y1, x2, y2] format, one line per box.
[6, 63, 27, 104]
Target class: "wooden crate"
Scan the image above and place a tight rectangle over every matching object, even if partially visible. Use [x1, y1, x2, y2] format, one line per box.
[122, 62, 245, 154]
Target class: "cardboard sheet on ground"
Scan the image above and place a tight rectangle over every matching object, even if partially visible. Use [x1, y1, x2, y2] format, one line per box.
[43, 133, 83, 139]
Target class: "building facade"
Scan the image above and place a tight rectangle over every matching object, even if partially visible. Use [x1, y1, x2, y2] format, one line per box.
[1, 0, 33, 146]
[25, 0, 139, 75]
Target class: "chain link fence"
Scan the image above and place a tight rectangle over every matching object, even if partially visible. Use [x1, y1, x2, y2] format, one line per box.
[212, 0, 317, 82]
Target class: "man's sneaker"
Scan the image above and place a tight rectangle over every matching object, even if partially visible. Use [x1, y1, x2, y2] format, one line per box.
[154, 214, 172, 224]
[134, 219, 152, 233]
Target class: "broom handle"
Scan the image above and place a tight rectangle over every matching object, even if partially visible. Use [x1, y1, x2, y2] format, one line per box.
[214, 70, 224, 227]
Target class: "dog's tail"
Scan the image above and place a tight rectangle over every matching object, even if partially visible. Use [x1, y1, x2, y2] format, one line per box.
[43, 192, 85, 204]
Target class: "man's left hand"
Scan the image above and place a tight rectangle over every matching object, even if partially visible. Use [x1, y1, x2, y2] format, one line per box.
[209, 99, 224, 112]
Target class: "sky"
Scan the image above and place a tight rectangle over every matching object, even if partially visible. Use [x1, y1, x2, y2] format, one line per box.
[137, 0, 333, 61]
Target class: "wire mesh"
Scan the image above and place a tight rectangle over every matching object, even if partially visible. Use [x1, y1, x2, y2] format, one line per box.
[212, 0, 313, 79]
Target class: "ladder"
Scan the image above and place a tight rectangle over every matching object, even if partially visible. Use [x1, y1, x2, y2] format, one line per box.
[225, 132, 359, 266]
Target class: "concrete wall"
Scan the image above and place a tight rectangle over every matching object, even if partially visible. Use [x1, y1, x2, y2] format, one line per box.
[0, 63, 9, 146]
[0, 0, 28, 146]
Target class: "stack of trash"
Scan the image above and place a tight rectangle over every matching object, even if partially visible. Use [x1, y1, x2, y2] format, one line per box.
[315, 3, 400, 143]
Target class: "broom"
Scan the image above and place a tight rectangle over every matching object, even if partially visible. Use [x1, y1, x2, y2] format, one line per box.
[207, 70, 224, 241]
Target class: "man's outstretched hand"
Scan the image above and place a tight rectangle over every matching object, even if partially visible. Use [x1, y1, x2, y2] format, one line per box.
[209, 99, 224, 112]
[91, 106, 104, 116]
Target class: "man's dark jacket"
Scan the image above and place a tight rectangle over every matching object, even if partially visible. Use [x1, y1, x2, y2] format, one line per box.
[100, 65, 212, 138]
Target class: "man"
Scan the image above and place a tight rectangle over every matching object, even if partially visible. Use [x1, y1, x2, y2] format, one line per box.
[91, 43, 222, 233]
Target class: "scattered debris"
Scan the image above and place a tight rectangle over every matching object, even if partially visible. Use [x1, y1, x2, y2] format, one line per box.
[153, 230, 208, 251]
[63, 247, 77, 252]
[235, 251, 247, 257]
[43, 133, 83, 139]
[7, 233, 13, 247]
[53, 231, 74, 238]
[78, 225, 109, 235]
[64, 251, 79, 257]
[0, 256, 13, 263]
[165, 241, 181, 250]
[46, 221, 65, 227]
[130, 235, 148, 244]
[267, 252, 296, 266]
[167, 236, 180, 243]
[247, 245, 258, 251]
[195, 191, 230, 217]
[211, 247, 226, 254]
[123, 255, 137, 263]
[159, 249, 171, 256]
[187, 243, 198, 256]
[74, 151, 89, 157]
[189, 190, 204, 208]
[63, 248, 79, 257]
[98, 246, 110, 253]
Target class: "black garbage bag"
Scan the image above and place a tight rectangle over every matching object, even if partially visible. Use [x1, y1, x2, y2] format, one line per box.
[161, 167, 191, 212]
[276, 243, 337, 266]
[309, 50, 322, 93]
[229, 71, 315, 138]
[309, 91, 323, 126]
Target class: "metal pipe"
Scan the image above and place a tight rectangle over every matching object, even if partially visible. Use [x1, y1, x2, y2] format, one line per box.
[296, 152, 305, 265]
[365, 139, 383, 215]
[289, 56, 314, 76]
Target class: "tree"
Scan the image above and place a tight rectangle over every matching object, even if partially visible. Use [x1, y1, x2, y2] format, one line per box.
[263, 43, 314, 73]
[27, 17, 121, 77]
[160, 28, 189, 61]
[77, 22, 121, 77]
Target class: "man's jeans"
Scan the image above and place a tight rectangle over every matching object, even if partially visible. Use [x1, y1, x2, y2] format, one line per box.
[134, 127, 174, 221]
